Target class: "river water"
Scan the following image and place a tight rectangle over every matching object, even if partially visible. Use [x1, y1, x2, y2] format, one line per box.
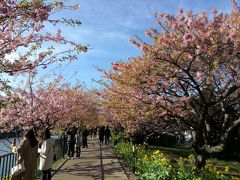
[0, 138, 20, 156]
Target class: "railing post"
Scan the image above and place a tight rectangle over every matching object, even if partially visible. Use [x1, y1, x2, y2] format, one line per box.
[0, 157, 2, 178]
[7, 156, 10, 179]
[0, 153, 17, 179]
[2, 156, 5, 179]
[63, 134, 66, 158]
[132, 145, 136, 174]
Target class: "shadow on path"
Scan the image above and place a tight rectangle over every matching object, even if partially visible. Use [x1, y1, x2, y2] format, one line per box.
[100, 143, 104, 180]
[52, 138, 130, 180]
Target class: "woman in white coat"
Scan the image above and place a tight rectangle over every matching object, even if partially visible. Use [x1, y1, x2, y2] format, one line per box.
[38, 129, 55, 180]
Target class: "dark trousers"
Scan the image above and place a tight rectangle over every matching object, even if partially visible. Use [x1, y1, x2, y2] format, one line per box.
[99, 136, 104, 145]
[42, 169, 51, 180]
[82, 137, 88, 148]
[68, 143, 75, 157]
[76, 146, 81, 157]
[105, 136, 110, 145]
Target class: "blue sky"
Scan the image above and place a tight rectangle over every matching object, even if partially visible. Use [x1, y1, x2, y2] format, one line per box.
[40, 0, 234, 89]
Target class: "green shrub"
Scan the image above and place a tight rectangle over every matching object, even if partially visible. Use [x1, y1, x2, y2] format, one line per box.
[146, 133, 176, 147]
[112, 132, 126, 145]
[176, 157, 195, 180]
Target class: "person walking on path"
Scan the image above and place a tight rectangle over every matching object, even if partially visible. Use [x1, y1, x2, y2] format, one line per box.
[75, 128, 82, 157]
[66, 126, 76, 159]
[99, 126, 105, 146]
[11, 129, 39, 180]
[93, 127, 98, 138]
[104, 126, 111, 145]
[38, 128, 55, 180]
[82, 127, 89, 148]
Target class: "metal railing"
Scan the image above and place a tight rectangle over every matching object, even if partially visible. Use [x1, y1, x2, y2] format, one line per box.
[0, 153, 17, 180]
[0, 135, 67, 179]
[54, 135, 67, 160]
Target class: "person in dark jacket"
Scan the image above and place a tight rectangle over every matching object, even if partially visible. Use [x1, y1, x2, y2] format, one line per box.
[104, 126, 111, 145]
[66, 127, 76, 159]
[82, 128, 89, 148]
[99, 126, 105, 146]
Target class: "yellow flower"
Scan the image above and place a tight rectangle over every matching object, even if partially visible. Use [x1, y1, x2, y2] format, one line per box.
[224, 166, 230, 173]
[153, 150, 160, 155]
[196, 177, 201, 180]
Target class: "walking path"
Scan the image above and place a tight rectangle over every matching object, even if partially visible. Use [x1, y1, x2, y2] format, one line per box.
[52, 138, 135, 180]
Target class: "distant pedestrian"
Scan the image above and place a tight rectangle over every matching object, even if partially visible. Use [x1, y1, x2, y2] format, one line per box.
[93, 127, 97, 138]
[67, 127, 76, 159]
[99, 126, 105, 146]
[11, 129, 38, 180]
[104, 126, 111, 145]
[75, 128, 82, 157]
[38, 128, 55, 180]
[82, 128, 88, 148]
[89, 128, 94, 138]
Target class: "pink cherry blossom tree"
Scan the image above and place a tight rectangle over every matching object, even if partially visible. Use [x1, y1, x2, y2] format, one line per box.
[99, 3, 240, 168]
[0, 0, 87, 71]
[0, 0, 87, 97]
[0, 73, 100, 133]
[53, 85, 100, 130]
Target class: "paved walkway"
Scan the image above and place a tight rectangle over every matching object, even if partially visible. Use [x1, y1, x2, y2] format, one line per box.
[52, 138, 133, 180]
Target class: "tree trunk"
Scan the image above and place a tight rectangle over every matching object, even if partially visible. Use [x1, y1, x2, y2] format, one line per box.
[193, 152, 206, 169]
[191, 130, 207, 169]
